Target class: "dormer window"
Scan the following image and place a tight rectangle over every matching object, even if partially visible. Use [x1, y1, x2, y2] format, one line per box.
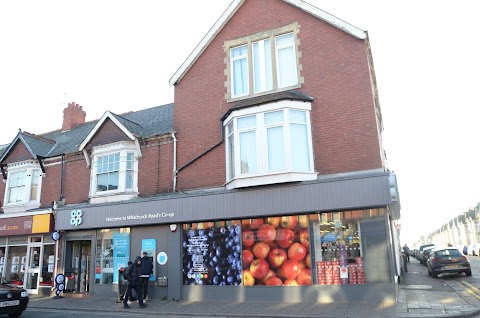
[3, 161, 42, 212]
[89, 142, 138, 204]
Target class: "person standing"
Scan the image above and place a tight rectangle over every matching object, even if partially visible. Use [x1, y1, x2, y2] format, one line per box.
[403, 244, 410, 263]
[123, 256, 148, 309]
[140, 251, 153, 301]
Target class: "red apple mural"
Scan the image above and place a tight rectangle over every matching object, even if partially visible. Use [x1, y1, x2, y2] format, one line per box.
[249, 218, 264, 230]
[275, 228, 295, 248]
[242, 230, 255, 247]
[243, 250, 254, 268]
[299, 229, 309, 248]
[267, 216, 282, 228]
[288, 242, 307, 262]
[297, 268, 312, 285]
[280, 216, 298, 229]
[268, 248, 287, 269]
[282, 260, 301, 280]
[265, 276, 283, 286]
[257, 224, 276, 242]
[250, 259, 270, 280]
[252, 241, 270, 259]
[243, 270, 255, 286]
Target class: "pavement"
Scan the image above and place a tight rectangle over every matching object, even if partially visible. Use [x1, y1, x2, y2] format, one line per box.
[27, 261, 480, 318]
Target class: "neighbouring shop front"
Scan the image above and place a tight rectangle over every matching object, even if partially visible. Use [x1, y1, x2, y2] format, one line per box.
[0, 211, 56, 296]
[54, 172, 400, 303]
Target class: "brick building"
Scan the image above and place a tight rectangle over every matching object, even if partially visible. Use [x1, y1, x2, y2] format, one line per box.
[0, 0, 400, 304]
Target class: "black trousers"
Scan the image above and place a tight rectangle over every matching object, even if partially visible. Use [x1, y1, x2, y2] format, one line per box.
[124, 282, 144, 306]
[140, 277, 149, 299]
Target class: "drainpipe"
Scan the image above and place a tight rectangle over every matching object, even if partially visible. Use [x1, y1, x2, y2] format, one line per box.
[172, 132, 177, 192]
[60, 154, 65, 201]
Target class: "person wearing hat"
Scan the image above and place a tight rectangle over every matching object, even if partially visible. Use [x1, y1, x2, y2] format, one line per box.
[123, 256, 147, 309]
[140, 251, 153, 301]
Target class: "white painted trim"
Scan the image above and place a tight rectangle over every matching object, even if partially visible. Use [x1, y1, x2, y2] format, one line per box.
[169, 0, 244, 86]
[169, 0, 366, 86]
[283, 0, 366, 40]
[0, 209, 52, 219]
[226, 171, 317, 190]
[79, 111, 136, 151]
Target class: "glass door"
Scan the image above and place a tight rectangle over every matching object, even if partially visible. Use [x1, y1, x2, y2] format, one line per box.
[65, 240, 91, 293]
[25, 245, 41, 293]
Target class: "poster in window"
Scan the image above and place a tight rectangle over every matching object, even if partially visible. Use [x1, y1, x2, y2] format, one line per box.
[12, 256, 19, 265]
[48, 255, 55, 264]
[182, 221, 242, 286]
[48, 264, 54, 273]
[21, 256, 26, 264]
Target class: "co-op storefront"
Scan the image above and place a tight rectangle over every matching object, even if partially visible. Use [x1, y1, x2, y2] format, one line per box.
[54, 172, 400, 303]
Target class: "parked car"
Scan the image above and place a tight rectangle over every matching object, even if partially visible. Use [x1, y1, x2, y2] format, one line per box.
[417, 243, 436, 261]
[427, 247, 472, 278]
[463, 245, 469, 255]
[0, 275, 29, 318]
[467, 243, 477, 256]
[421, 246, 436, 266]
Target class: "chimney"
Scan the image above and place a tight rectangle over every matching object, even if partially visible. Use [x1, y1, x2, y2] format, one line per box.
[62, 102, 86, 131]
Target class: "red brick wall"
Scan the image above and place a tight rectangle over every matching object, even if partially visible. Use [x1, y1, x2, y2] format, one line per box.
[2, 141, 32, 164]
[85, 118, 130, 150]
[138, 139, 174, 195]
[174, 0, 382, 190]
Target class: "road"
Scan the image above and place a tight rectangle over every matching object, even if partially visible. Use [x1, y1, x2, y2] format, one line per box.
[16, 256, 480, 318]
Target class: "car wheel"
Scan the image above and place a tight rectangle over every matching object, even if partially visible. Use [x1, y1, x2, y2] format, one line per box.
[432, 272, 439, 278]
[466, 270, 472, 277]
[8, 312, 22, 318]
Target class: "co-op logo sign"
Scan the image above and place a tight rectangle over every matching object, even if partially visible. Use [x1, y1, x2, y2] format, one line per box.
[70, 210, 83, 227]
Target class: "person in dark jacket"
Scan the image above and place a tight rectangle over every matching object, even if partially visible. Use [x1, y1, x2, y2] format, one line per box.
[123, 256, 147, 309]
[140, 252, 153, 301]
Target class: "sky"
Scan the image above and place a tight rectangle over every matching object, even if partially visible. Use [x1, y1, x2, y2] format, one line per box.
[1, 1, 479, 246]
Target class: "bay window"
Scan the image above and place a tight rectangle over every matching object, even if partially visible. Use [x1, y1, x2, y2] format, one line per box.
[224, 100, 316, 189]
[89, 142, 138, 204]
[3, 162, 42, 212]
[227, 23, 301, 100]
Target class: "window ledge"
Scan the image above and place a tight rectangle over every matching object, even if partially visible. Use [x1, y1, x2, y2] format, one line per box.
[226, 171, 317, 190]
[2, 202, 41, 213]
[90, 192, 138, 204]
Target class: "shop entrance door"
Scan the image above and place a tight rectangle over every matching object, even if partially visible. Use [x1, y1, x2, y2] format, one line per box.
[25, 245, 41, 294]
[65, 240, 91, 293]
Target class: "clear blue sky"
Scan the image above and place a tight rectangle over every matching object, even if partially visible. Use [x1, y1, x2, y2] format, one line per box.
[1, 1, 479, 246]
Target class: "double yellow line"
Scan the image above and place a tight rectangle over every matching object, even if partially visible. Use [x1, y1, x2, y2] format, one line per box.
[457, 280, 480, 300]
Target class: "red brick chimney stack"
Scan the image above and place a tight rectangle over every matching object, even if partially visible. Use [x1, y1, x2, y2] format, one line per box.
[62, 102, 86, 131]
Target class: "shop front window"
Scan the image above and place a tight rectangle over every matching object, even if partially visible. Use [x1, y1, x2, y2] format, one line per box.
[95, 228, 130, 285]
[40, 245, 55, 287]
[182, 208, 386, 287]
[0, 245, 6, 277]
[5, 246, 27, 285]
[183, 221, 242, 286]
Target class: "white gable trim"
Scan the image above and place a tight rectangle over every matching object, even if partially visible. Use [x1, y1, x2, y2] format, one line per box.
[169, 0, 244, 86]
[79, 111, 136, 151]
[169, 0, 366, 86]
[284, 0, 366, 39]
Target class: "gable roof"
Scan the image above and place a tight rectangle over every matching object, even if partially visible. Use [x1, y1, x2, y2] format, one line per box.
[0, 103, 174, 162]
[0, 131, 56, 163]
[169, 0, 366, 86]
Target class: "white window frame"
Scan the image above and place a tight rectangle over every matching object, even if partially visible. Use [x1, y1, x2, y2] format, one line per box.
[224, 100, 316, 190]
[226, 23, 301, 101]
[2, 161, 43, 213]
[89, 141, 139, 204]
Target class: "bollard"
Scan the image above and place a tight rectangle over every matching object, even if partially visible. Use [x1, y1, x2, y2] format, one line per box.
[402, 254, 408, 273]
